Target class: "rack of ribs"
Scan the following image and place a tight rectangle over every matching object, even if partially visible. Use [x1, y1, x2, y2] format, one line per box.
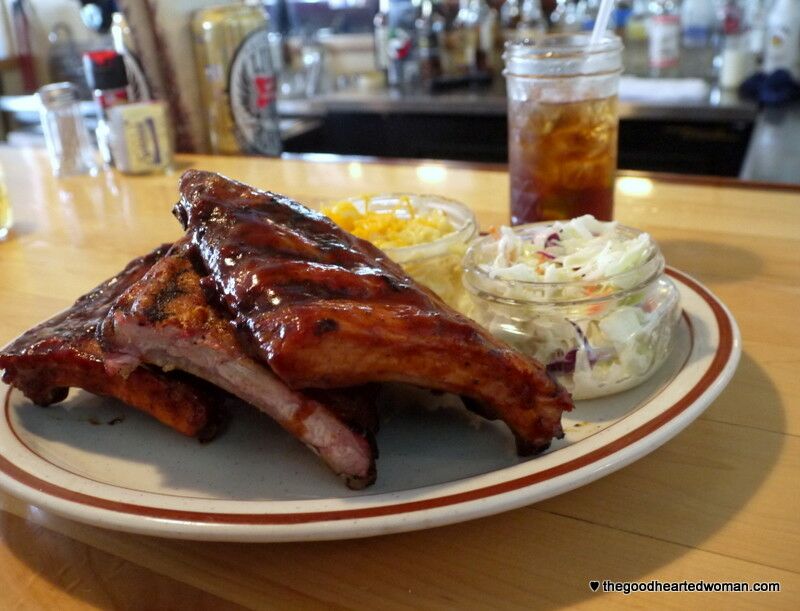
[0, 246, 223, 439]
[175, 170, 573, 455]
[101, 240, 377, 489]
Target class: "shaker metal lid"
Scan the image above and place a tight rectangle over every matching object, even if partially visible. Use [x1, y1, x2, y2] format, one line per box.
[36, 82, 78, 108]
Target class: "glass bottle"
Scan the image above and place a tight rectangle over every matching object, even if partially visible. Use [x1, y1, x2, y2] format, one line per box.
[612, 1, 634, 37]
[719, 31, 752, 89]
[83, 50, 130, 118]
[716, 0, 748, 84]
[111, 12, 152, 101]
[745, 0, 767, 62]
[446, 0, 480, 73]
[476, 0, 498, 71]
[416, 0, 444, 82]
[578, 0, 601, 33]
[386, 0, 421, 88]
[680, 0, 717, 79]
[647, 0, 680, 77]
[501, 0, 523, 31]
[623, 0, 650, 75]
[551, 0, 582, 34]
[764, 0, 800, 78]
[374, 0, 391, 76]
[681, 0, 716, 47]
[517, 0, 547, 40]
[721, 0, 744, 38]
[83, 49, 129, 167]
[500, 0, 523, 52]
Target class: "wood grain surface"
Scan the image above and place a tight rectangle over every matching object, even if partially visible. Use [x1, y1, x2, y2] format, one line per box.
[0, 147, 797, 609]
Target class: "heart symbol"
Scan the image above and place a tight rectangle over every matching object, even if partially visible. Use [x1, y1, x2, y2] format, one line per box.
[589, 581, 600, 592]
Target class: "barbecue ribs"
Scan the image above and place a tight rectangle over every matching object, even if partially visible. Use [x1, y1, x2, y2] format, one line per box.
[102, 241, 377, 488]
[0, 246, 223, 439]
[175, 170, 573, 454]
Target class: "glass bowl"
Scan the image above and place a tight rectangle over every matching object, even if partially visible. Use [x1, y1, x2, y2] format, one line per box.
[462, 222, 681, 399]
[324, 193, 477, 311]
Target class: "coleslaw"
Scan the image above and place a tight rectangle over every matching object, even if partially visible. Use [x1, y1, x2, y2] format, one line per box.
[463, 216, 680, 399]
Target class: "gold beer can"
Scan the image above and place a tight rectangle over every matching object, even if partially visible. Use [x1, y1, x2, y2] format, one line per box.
[192, 2, 282, 156]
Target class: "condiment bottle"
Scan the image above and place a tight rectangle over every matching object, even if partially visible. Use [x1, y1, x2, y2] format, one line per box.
[374, 0, 391, 78]
[416, 0, 444, 83]
[446, 0, 480, 74]
[764, 0, 800, 78]
[516, 0, 547, 41]
[719, 33, 753, 89]
[579, 0, 601, 33]
[501, 0, 522, 33]
[475, 0, 498, 72]
[83, 50, 130, 116]
[83, 50, 130, 167]
[110, 12, 152, 101]
[550, 0, 581, 34]
[498, 0, 522, 63]
[647, 0, 681, 77]
[746, 0, 768, 62]
[721, 0, 744, 38]
[623, 0, 650, 75]
[680, 0, 717, 79]
[192, 2, 282, 156]
[386, 0, 420, 88]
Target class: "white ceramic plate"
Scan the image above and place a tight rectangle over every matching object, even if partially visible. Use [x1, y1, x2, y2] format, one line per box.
[0, 268, 739, 542]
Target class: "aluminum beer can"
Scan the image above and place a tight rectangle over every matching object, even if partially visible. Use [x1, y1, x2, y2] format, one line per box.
[192, 3, 282, 156]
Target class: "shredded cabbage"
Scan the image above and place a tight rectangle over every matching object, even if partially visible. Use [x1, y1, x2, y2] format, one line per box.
[467, 216, 680, 399]
[484, 215, 654, 289]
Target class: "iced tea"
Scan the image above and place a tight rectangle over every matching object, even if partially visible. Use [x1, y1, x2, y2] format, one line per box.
[503, 34, 622, 224]
[509, 95, 618, 224]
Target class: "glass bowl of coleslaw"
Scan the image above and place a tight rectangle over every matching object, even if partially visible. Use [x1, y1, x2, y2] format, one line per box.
[321, 194, 477, 311]
[462, 215, 680, 399]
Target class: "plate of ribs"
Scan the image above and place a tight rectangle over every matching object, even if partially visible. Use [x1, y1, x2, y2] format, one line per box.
[0, 171, 740, 541]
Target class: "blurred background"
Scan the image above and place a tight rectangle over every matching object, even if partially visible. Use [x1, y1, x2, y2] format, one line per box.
[0, 0, 796, 182]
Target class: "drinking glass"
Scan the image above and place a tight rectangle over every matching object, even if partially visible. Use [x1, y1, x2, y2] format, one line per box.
[504, 34, 623, 224]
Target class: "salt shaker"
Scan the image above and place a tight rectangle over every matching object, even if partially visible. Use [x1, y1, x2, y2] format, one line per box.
[36, 82, 97, 177]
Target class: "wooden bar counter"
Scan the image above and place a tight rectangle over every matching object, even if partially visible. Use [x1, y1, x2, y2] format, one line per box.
[0, 147, 797, 609]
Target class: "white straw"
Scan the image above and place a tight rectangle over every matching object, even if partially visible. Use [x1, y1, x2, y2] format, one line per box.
[590, 0, 616, 46]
